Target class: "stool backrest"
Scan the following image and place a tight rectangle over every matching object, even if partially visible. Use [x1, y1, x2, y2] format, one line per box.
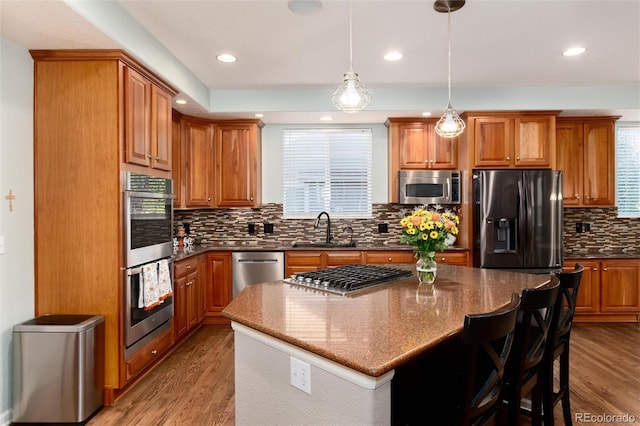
[553, 264, 584, 342]
[461, 293, 520, 425]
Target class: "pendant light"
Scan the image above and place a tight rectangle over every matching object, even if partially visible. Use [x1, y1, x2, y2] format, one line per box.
[331, 0, 371, 113]
[434, 0, 466, 138]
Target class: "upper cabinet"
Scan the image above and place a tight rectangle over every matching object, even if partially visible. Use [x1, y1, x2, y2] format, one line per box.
[556, 117, 619, 207]
[386, 118, 458, 202]
[465, 112, 559, 169]
[124, 66, 174, 171]
[215, 121, 263, 207]
[173, 116, 263, 209]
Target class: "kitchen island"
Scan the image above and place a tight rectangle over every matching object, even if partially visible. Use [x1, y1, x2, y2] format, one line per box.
[222, 264, 553, 425]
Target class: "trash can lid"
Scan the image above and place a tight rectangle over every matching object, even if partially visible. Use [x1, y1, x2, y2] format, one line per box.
[13, 314, 105, 333]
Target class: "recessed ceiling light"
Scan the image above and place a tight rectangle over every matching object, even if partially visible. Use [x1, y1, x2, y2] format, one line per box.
[255, 113, 264, 118]
[421, 112, 432, 117]
[217, 54, 237, 63]
[562, 47, 587, 57]
[384, 51, 404, 61]
[288, 0, 322, 15]
[320, 116, 333, 121]
[175, 99, 187, 105]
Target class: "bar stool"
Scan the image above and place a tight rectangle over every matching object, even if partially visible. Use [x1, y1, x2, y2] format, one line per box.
[502, 278, 560, 425]
[543, 263, 584, 426]
[391, 294, 521, 426]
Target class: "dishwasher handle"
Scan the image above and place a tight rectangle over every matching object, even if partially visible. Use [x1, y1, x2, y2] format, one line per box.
[238, 259, 281, 264]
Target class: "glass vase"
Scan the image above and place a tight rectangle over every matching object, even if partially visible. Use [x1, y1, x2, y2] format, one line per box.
[416, 255, 437, 286]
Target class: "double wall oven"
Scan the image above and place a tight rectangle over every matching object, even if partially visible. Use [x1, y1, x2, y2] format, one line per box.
[123, 172, 175, 358]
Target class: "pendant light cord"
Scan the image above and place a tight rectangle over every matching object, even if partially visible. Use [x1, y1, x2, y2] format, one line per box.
[348, 0, 353, 69]
[447, 4, 452, 103]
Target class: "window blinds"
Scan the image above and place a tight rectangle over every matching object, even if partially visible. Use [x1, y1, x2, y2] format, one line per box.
[283, 128, 372, 219]
[616, 126, 640, 218]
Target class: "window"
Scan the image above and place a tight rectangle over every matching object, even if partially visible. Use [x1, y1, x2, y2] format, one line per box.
[283, 128, 372, 219]
[616, 125, 640, 218]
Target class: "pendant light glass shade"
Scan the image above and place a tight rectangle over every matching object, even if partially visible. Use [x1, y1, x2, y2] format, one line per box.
[333, 1, 371, 113]
[434, 0, 465, 138]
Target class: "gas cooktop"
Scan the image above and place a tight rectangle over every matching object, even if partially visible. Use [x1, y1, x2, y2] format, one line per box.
[284, 264, 412, 295]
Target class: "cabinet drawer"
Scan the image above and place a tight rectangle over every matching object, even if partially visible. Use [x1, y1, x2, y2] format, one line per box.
[175, 257, 198, 278]
[326, 251, 363, 266]
[364, 251, 415, 264]
[285, 251, 323, 266]
[125, 326, 173, 381]
[435, 251, 469, 266]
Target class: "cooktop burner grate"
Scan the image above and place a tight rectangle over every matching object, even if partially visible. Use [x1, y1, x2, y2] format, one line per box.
[284, 264, 412, 295]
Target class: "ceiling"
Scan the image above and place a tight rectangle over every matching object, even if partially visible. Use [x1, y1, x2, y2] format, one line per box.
[1, 0, 639, 124]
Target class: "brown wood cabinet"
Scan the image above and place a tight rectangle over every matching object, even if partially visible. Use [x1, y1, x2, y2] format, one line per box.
[124, 66, 173, 171]
[568, 259, 640, 322]
[556, 117, 619, 207]
[204, 252, 232, 324]
[465, 112, 558, 169]
[30, 50, 177, 404]
[174, 255, 205, 341]
[184, 118, 215, 208]
[386, 118, 458, 202]
[124, 325, 173, 382]
[215, 121, 263, 207]
[171, 111, 184, 208]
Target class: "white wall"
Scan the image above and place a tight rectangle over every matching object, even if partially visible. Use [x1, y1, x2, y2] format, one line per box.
[261, 123, 389, 204]
[0, 37, 35, 424]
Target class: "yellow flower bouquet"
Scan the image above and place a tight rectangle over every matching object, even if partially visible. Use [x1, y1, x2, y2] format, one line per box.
[399, 206, 460, 284]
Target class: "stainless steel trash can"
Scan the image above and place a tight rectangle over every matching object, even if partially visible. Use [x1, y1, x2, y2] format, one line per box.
[12, 314, 105, 424]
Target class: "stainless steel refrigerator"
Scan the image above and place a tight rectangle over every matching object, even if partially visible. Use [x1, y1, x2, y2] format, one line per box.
[472, 169, 563, 273]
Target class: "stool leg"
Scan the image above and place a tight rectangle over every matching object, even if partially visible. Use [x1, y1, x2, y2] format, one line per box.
[559, 347, 572, 426]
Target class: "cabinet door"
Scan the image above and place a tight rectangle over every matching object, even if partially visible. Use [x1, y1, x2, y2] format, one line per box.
[174, 274, 189, 340]
[215, 124, 259, 207]
[514, 116, 552, 167]
[150, 85, 172, 171]
[124, 67, 151, 167]
[430, 130, 458, 170]
[556, 122, 583, 206]
[569, 260, 599, 314]
[186, 270, 198, 329]
[398, 123, 429, 169]
[184, 120, 214, 208]
[197, 255, 207, 323]
[206, 253, 232, 315]
[600, 260, 640, 313]
[473, 117, 513, 167]
[583, 121, 615, 206]
[285, 251, 323, 276]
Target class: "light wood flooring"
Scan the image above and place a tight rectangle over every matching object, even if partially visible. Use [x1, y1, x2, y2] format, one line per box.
[89, 322, 640, 425]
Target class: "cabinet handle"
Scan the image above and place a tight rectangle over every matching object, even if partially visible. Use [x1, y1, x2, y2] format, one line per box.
[155, 156, 160, 160]
[585, 196, 591, 200]
[575, 194, 580, 199]
[506, 156, 510, 160]
[186, 265, 192, 269]
[250, 197, 254, 201]
[187, 281, 193, 286]
[388, 257, 393, 262]
[593, 268, 598, 271]
[207, 197, 212, 201]
[441, 257, 446, 261]
[151, 350, 157, 355]
[516, 156, 520, 161]
[603, 268, 608, 271]
[147, 154, 152, 159]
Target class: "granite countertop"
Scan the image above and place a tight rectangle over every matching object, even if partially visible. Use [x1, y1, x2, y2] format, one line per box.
[222, 264, 553, 377]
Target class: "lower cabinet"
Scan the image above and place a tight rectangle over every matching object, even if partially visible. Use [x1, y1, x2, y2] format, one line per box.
[286, 249, 470, 276]
[567, 258, 640, 322]
[174, 255, 206, 341]
[204, 252, 232, 324]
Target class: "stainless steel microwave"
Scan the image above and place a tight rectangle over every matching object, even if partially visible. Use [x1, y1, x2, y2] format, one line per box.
[398, 170, 461, 205]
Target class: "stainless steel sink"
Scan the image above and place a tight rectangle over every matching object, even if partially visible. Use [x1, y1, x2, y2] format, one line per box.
[291, 241, 357, 248]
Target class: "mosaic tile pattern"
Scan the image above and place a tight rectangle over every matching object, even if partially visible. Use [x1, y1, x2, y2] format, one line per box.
[563, 208, 640, 255]
[175, 205, 640, 255]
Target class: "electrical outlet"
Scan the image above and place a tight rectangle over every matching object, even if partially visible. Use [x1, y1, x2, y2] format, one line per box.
[378, 223, 389, 233]
[248, 223, 256, 234]
[290, 356, 311, 394]
[575, 222, 583, 233]
[584, 222, 591, 232]
[264, 223, 274, 234]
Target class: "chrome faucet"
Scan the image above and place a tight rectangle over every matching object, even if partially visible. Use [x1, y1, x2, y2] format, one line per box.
[314, 211, 332, 244]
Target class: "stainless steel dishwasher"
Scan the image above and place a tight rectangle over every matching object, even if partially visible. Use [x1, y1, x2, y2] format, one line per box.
[232, 252, 285, 298]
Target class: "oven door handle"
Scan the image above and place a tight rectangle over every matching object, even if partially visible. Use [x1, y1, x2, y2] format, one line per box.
[124, 191, 176, 200]
[127, 267, 143, 276]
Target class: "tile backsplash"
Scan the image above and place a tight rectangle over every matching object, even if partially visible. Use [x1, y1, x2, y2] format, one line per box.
[175, 204, 640, 254]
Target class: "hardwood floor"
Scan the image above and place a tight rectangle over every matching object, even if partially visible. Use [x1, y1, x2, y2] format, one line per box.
[89, 322, 639, 425]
